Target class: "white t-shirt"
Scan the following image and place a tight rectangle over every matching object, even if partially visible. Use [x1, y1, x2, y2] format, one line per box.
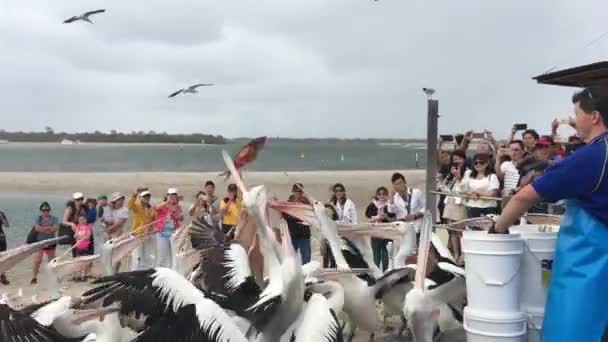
[104, 206, 129, 225]
[336, 199, 358, 224]
[463, 170, 500, 208]
[500, 161, 520, 195]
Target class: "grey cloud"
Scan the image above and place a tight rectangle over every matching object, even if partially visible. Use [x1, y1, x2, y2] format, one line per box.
[1, 0, 607, 138]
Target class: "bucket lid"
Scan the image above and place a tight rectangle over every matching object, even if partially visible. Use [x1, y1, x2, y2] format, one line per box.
[464, 307, 527, 322]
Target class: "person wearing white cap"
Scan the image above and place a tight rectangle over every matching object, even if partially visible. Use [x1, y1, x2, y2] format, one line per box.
[101, 192, 128, 240]
[58, 192, 88, 257]
[153, 188, 184, 268]
[128, 188, 155, 270]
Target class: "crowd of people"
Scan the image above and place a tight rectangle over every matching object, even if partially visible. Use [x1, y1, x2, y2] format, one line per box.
[0, 120, 585, 286]
[435, 121, 586, 263]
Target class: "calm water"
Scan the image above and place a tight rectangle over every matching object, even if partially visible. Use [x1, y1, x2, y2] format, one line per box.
[0, 142, 427, 172]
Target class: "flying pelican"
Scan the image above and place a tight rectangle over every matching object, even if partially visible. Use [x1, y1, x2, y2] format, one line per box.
[63, 10, 106, 24]
[168, 84, 214, 98]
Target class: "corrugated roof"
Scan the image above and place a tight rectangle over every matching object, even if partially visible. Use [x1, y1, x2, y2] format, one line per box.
[533, 61, 608, 87]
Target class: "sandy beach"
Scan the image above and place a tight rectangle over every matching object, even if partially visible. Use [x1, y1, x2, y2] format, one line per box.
[0, 170, 426, 215]
[0, 170, 428, 341]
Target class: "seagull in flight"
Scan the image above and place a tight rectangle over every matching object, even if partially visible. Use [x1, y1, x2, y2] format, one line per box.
[422, 87, 436, 99]
[63, 9, 106, 24]
[168, 83, 214, 98]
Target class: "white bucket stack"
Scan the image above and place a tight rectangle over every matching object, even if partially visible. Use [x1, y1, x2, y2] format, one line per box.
[509, 224, 559, 342]
[461, 230, 526, 342]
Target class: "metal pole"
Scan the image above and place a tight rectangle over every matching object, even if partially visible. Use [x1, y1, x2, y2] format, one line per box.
[426, 99, 439, 224]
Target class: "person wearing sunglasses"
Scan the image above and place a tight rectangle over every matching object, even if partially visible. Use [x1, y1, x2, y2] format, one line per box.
[492, 87, 608, 342]
[462, 154, 500, 218]
[330, 183, 357, 225]
[31, 202, 59, 285]
[0, 210, 10, 285]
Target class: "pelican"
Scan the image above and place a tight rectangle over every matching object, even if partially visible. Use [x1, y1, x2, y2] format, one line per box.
[403, 215, 467, 342]
[222, 150, 306, 342]
[81, 267, 248, 342]
[168, 84, 214, 98]
[0, 295, 135, 342]
[63, 9, 106, 24]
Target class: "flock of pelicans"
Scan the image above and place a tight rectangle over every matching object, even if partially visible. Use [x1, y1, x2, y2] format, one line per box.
[62, 8, 214, 99]
[0, 151, 469, 342]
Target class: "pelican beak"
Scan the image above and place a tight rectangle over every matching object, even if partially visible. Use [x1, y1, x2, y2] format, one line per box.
[71, 307, 119, 325]
[317, 268, 370, 280]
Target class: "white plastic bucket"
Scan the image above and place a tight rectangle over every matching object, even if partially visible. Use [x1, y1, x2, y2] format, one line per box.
[461, 231, 523, 313]
[509, 224, 558, 312]
[464, 307, 527, 342]
[525, 307, 544, 342]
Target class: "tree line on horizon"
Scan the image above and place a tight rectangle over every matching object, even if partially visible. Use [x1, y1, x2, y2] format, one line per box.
[0, 127, 227, 144]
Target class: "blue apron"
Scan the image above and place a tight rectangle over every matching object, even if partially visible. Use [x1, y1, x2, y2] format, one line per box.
[543, 200, 608, 341]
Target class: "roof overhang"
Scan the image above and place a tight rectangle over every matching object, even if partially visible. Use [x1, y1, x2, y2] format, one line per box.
[533, 61, 608, 88]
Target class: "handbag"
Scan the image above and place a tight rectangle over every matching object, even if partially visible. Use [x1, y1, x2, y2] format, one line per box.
[26, 226, 38, 244]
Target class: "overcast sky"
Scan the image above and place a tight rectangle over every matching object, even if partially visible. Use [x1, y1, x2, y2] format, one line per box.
[1, 1, 607, 139]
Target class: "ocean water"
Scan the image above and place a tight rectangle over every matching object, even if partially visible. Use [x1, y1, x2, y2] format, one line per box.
[0, 141, 427, 172]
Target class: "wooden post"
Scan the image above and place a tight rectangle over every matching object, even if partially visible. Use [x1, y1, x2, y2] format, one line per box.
[426, 99, 439, 224]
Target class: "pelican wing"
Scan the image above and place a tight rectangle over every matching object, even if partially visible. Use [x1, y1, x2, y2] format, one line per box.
[199, 245, 262, 319]
[293, 294, 343, 342]
[168, 89, 183, 98]
[81, 269, 168, 324]
[19, 299, 56, 316]
[84, 9, 105, 17]
[0, 304, 67, 342]
[373, 267, 417, 300]
[191, 83, 214, 89]
[189, 220, 225, 250]
[63, 16, 79, 23]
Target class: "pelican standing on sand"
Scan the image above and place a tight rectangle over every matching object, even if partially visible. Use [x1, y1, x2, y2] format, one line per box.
[168, 84, 214, 98]
[63, 9, 106, 24]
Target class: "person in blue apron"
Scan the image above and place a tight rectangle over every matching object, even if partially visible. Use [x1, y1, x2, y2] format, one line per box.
[492, 87, 608, 341]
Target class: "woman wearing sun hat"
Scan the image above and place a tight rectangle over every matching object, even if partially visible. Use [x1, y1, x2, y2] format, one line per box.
[58, 192, 87, 257]
[154, 188, 183, 268]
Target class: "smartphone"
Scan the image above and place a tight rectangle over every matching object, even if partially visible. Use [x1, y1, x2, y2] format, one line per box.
[513, 123, 527, 131]
[472, 132, 485, 139]
[558, 117, 570, 125]
[440, 134, 454, 141]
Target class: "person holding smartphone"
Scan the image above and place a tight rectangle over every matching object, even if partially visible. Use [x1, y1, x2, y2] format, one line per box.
[492, 87, 608, 342]
[220, 184, 241, 239]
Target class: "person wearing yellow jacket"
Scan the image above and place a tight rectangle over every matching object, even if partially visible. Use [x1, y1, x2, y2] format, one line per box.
[128, 188, 155, 271]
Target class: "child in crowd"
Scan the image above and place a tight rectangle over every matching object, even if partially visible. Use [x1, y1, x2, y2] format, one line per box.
[73, 215, 93, 281]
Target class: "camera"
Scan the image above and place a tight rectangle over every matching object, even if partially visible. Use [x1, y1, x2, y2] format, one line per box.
[440, 134, 454, 141]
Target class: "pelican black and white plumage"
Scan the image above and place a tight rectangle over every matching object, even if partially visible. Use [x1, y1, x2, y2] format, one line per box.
[81, 267, 248, 342]
[220, 150, 308, 342]
[63, 10, 106, 24]
[0, 295, 134, 342]
[168, 84, 214, 98]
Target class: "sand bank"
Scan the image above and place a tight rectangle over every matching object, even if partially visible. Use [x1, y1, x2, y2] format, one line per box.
[0, 170, 426, 212]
